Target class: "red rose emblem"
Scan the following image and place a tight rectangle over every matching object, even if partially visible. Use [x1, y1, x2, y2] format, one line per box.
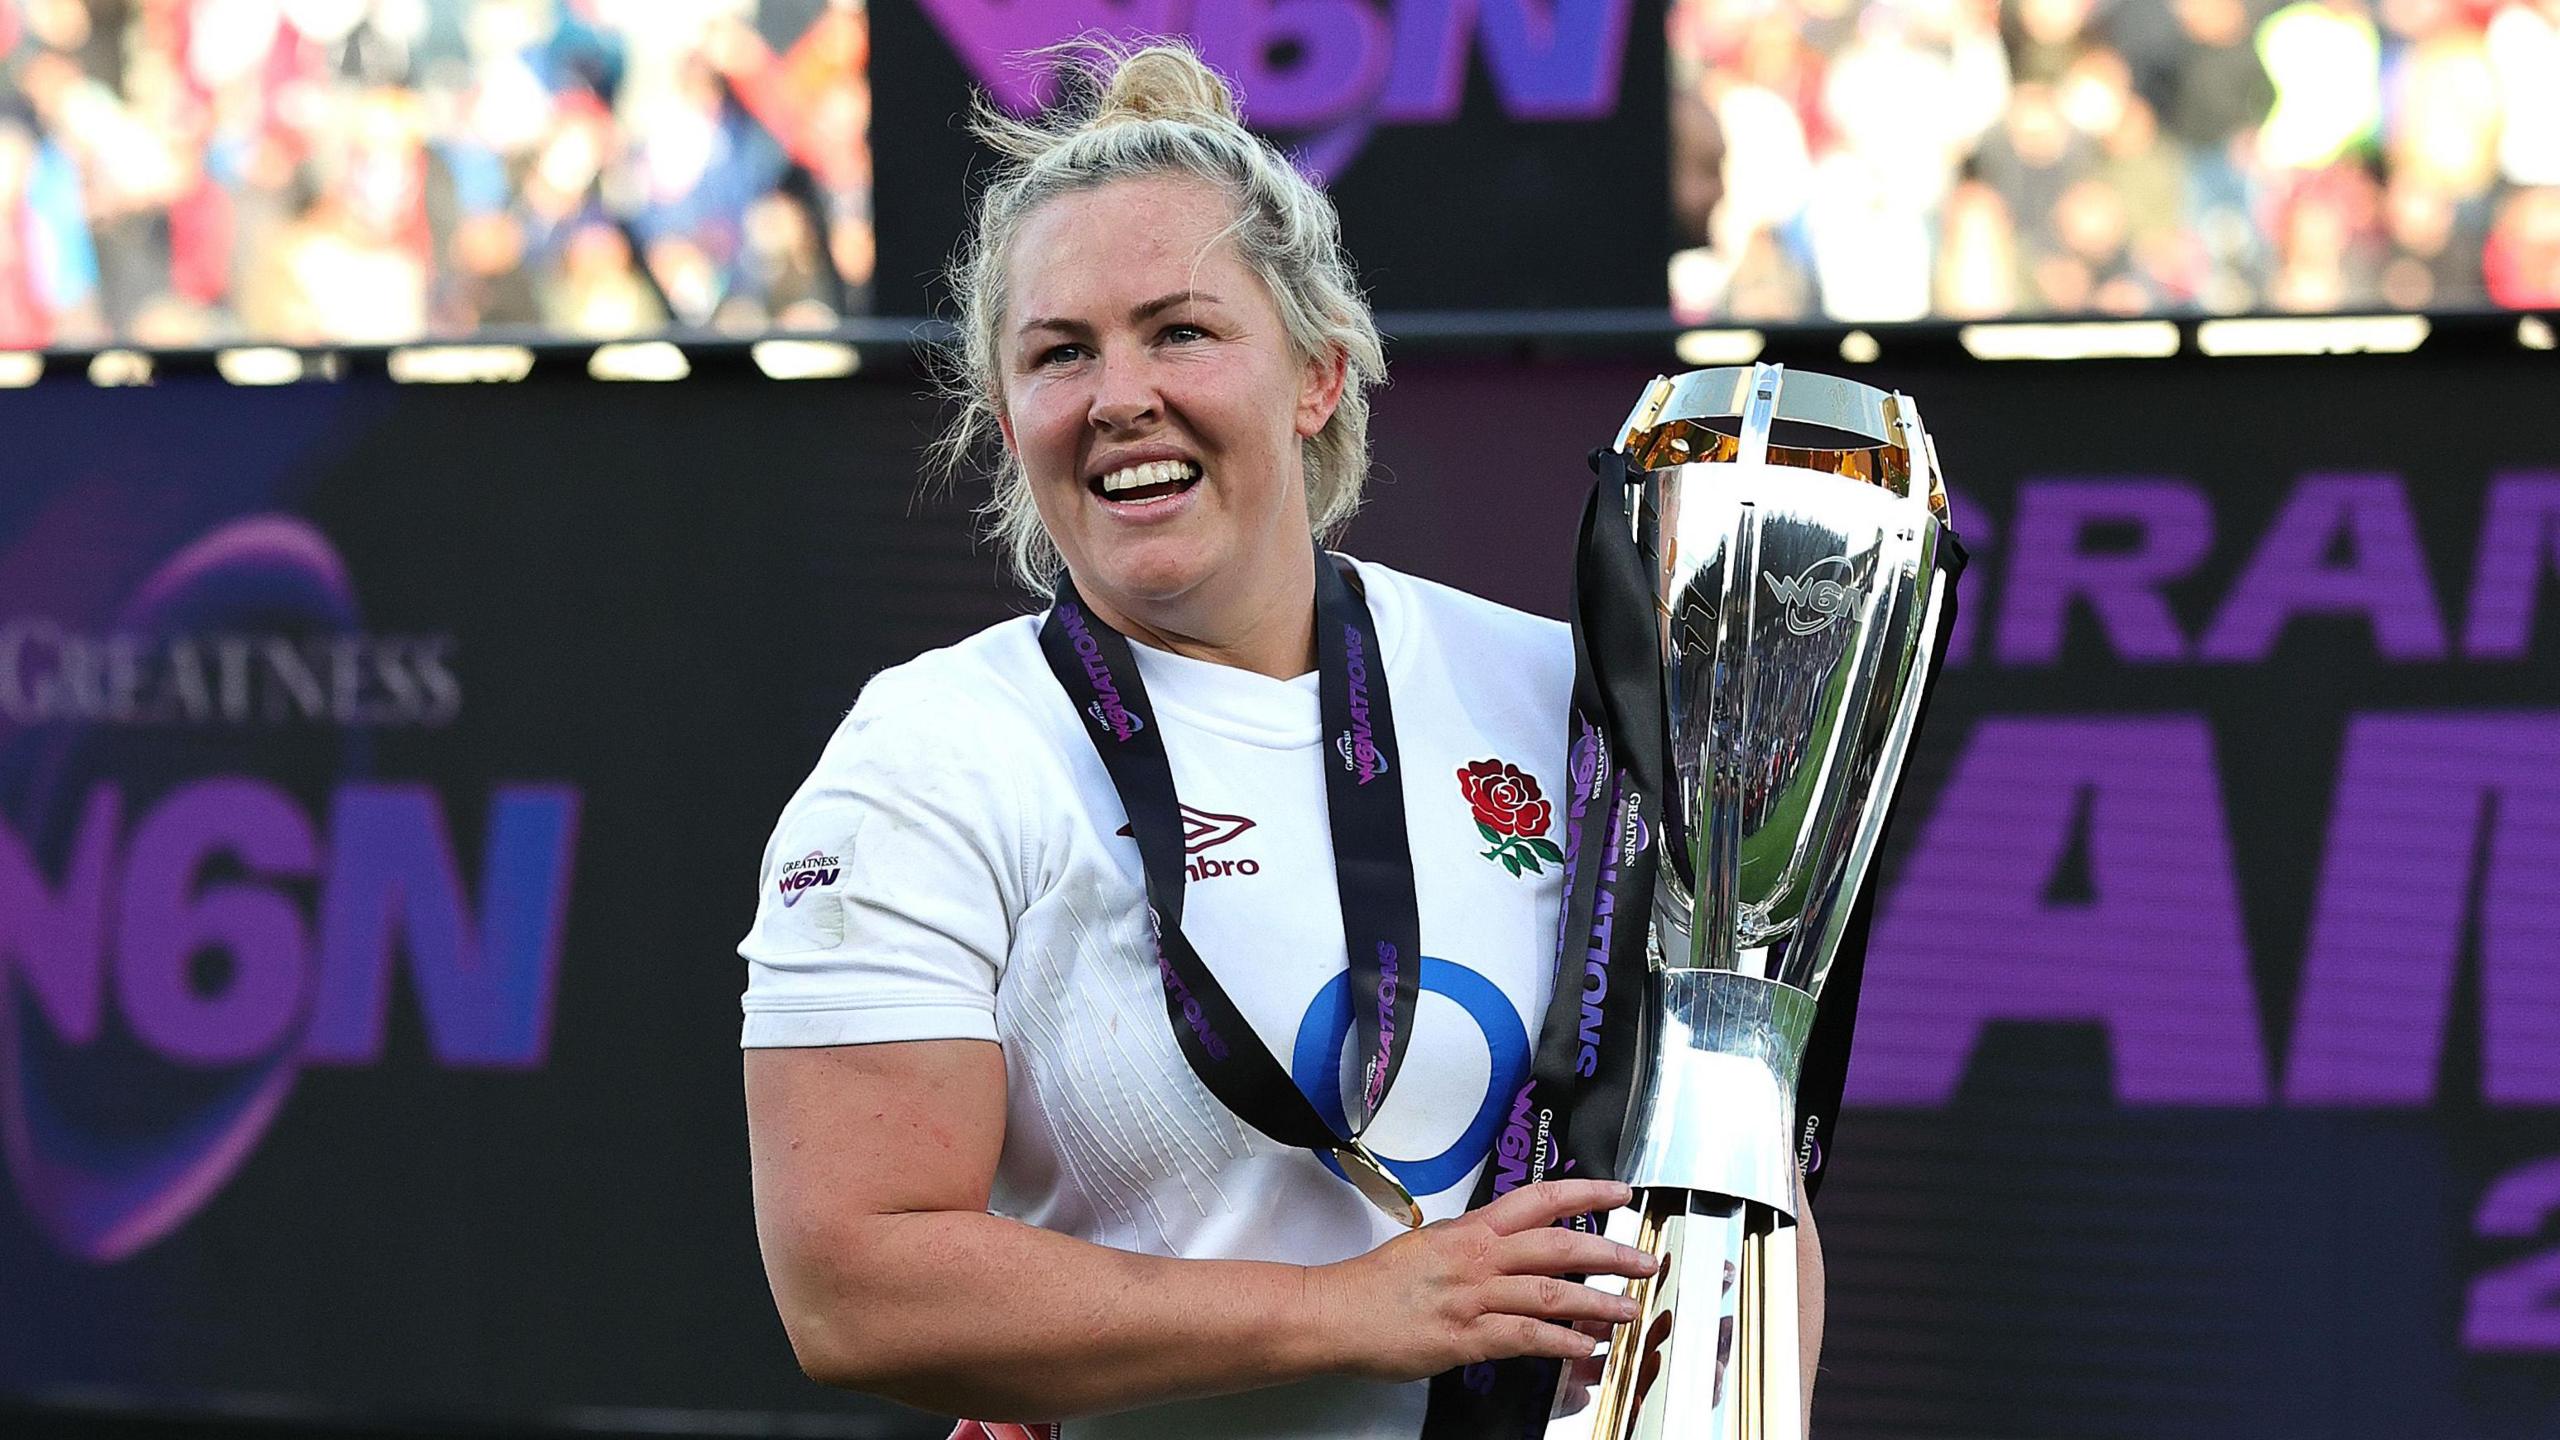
[1459, 759, 1550, 835]
[1457, 758, 1564, 877]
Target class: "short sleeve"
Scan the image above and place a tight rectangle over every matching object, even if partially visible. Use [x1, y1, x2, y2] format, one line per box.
[738, 667, 1025, 1048]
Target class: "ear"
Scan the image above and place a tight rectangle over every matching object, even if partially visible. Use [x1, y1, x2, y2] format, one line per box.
[1294, 344, 1348, 440]
[993, 391, 1018, 455]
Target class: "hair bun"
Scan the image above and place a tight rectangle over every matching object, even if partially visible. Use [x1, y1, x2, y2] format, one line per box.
[1090, 43, 1241, 127]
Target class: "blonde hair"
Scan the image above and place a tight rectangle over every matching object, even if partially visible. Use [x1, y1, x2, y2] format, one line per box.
[934, 40, 1388, 591]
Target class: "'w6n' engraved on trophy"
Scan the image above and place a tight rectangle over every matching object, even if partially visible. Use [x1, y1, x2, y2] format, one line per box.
[1587, 364, 1954, 1440]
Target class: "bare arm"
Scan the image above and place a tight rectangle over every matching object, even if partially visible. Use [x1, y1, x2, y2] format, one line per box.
[747, 1040, 1659, 1422]
[1798, 1178, 1825, 1420]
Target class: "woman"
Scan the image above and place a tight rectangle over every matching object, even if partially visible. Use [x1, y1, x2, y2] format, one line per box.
[739, 43, 1818, 1438]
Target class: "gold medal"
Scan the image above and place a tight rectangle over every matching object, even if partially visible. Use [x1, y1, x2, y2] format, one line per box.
[1333, 1139, 1423, 1229]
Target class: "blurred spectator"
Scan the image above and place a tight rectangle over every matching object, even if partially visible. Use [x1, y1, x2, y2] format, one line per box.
[2487, 0, 2560, 186]
[2051, 174, 2153, 311]
[1808, 150, 1937, 319]
[1809, 0, 2006, 318]
[0, 0, 873, 347]
[2100, 92, 2195, 300]
[2384, 0, 2499, 199]
[1672, 0, 2549, 316]
[1668, 0, 1822, 322]
[2270, 163, 2386, 308]
[1978, 82, 2097, 254]
[2380, 172, 2488, 306]
[1725, 225, 1821, 318]
[2483, 186, 2560, 305]
[2256, 0, 2383, 170]
[0, 98, 101, 347]
[2161, 0, 2274, 156]
[2009, 0, 2099, 84]
[1668, 70, 1725, 246]
[0, 115, 53, 347]
[547, 218, 664, 336]
[1936, 177, 2023, 314]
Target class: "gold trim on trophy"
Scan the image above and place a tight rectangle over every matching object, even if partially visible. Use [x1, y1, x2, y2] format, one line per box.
[1616, 366, 1945, 514]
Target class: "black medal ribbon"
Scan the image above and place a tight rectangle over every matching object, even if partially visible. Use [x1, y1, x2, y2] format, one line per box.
[1421, 450, 1669, 1436]
[1311, 550, 1425, 1120]
[1036, 546, 1422, 1210]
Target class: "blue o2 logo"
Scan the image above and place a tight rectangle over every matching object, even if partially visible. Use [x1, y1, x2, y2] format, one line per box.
[1290, 955, 1530, 1198]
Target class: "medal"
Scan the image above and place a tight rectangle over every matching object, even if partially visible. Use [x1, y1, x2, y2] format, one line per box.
[1334, 1139, 1425, 1229]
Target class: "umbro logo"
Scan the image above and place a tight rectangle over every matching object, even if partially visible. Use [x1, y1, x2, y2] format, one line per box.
[1118, 804, 1262, 879]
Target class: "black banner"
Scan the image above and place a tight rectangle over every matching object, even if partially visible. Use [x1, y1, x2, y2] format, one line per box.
[2, 347, 2557, 1439]
[869, 1, 1671, 317]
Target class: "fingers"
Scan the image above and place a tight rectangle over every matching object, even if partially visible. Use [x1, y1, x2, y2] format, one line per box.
[1481, 1273, 1641, 1330]
[1498, 1223, 1659, 1280]
[1477, 1178, 1633, 1236]
[1478, 1313, 1604, 1364]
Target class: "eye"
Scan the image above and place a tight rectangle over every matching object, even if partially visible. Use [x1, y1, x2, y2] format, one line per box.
[1160, 323, 1210, 344]
[1034, 342, 1086, 368]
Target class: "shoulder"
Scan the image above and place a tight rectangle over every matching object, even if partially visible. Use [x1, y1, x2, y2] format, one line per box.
[749, 614, 1065, 928]
[813, 614, 1059, 775]
[1351, 557, 1573, 699]
[770, 612, 1082, 863]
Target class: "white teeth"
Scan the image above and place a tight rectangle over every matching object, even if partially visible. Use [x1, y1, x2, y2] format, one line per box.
[1097, 459, 1202, 495]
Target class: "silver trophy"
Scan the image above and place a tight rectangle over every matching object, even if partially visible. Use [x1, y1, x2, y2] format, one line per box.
[1587, 364, 1953, 1440]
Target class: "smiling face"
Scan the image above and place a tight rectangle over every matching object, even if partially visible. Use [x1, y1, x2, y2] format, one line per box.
[996, 174, 1344, 656]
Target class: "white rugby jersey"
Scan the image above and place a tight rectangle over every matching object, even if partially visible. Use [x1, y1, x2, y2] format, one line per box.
[740, 557, 1575, 1440]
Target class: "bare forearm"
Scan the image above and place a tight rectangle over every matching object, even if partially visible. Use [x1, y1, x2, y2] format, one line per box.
[777, 1208, 1334, 1420]
[1797, 1194, 1825, 1419]
[748, 1054, 1653, 1422]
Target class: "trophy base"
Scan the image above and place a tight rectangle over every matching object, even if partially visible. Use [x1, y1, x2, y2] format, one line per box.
[1589, 1188, 1802, 1440]
[1621, 970, 1815, 1211]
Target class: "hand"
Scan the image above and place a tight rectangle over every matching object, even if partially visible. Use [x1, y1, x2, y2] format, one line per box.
[1305, 1179, 1660, 1384]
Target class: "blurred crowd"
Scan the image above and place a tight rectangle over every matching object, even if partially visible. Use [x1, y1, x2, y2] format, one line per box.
[1670, 0, 2560, 321]
[0, 0, 873, 349]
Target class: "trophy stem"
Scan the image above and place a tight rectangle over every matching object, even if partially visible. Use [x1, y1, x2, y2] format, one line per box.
[1588, 1189, 1802, 1440]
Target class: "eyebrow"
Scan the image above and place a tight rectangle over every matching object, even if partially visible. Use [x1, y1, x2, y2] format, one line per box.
[1016, 290, 1224, 338]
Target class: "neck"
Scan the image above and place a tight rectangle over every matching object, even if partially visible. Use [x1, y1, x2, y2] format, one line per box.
[1076, 548, 1321, 681]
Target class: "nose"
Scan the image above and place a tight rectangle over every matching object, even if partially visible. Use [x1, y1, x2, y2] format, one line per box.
[1086, 349, 1159, 434]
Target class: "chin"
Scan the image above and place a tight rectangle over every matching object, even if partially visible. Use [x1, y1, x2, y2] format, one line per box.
[1093, 554, 1216, 610]
[1078, 533, 1225, 606]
